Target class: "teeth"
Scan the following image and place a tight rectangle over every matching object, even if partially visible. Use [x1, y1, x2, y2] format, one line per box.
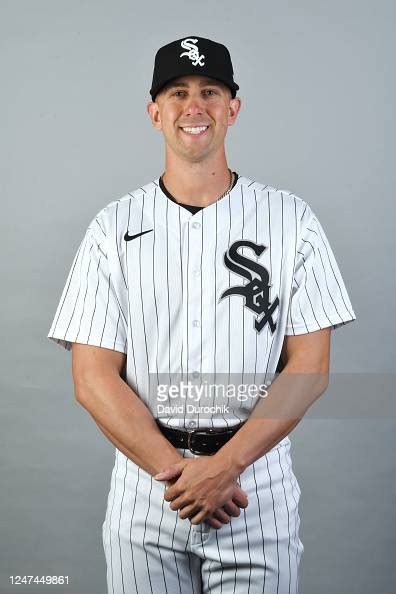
[182, 126, 208, 134]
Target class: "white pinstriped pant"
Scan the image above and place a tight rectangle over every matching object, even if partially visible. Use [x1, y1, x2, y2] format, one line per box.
[102, 437, 304, 594]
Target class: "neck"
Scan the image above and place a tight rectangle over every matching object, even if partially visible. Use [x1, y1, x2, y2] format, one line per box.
[161, 153, 232, 207]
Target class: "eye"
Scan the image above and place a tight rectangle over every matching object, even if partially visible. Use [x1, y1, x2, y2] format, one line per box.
[204, 89, 217, 96]
[174, 90, 185, 97]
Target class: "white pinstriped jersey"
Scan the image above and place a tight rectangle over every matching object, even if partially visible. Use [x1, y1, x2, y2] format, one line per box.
[47, 174, 356, 428]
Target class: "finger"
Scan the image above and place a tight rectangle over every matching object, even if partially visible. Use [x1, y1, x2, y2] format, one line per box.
[163, 483, 185, 502]
[165, 478, 177, 488]
[189, 510, 208, 525]
[169, 497, 192, 512]
[189, 515, 223, 529]
[178, 504, 199, 519]
[205, 516, 223, 529]
[212, 508, 231, 524]
[222, 500, 241, 517]
[232, 486, 249, 508]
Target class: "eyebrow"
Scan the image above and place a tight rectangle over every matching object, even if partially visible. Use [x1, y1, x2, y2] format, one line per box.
[163, 79, 226, 92]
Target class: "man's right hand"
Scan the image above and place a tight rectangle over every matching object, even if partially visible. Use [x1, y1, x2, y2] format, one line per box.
[165, 478, 248, 529]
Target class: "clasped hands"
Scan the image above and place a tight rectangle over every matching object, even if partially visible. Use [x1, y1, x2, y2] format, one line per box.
[154, 455, 248, 529]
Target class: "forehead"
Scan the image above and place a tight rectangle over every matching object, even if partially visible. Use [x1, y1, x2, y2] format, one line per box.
[161, 75, 228, 92]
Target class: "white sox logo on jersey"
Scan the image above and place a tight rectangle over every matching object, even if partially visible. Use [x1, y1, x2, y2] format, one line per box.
[179, 38, 205, 66]
[220, 239, 279, 334]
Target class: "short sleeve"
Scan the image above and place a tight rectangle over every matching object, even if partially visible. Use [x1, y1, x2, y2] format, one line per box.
[47, 219, 128, 353]
[284, 203, 357, 335]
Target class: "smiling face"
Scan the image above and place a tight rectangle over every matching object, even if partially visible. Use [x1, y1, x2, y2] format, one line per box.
[147, 74, 241, 164]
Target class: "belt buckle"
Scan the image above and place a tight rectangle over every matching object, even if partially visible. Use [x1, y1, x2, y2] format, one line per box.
[187, 427, 216, 455]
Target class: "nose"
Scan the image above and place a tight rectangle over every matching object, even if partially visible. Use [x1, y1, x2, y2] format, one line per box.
[184, 93, 205, 116]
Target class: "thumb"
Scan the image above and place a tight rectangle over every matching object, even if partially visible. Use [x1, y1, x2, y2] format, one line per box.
[154, 461, 184, 481]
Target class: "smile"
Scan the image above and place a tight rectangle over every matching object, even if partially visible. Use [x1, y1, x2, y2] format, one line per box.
[180, 126, 209, 136]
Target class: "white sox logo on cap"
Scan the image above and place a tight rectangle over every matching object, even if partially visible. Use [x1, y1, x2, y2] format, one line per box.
[179, 38, 205, 66]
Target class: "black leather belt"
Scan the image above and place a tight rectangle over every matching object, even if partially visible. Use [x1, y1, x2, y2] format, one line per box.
[156, 420, 245, 455]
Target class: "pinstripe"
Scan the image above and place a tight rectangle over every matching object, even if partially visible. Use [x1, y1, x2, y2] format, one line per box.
[184, 522, 198, 594]
[108, 453, 119, 594]
[241, 504, 253, 593]
[308, 228, 344, 322]
[252, 461, 267, 593]
[128, 465, 140, 592]
[197, 212, 203, 428]
[285, 197, 299, 336]
[315, 223, 355, 318]
[116, 202, 128, 290]
[294, 278, 309, 333]
[105, 206, 130, 328]
[186, 224, 190, 379]
[214, 529, 224, 593]
[277, 447, 292, 594]
[285, 450, 301, 594]
[237, 474, 252, 593]
[229, 511, 238, 593]
[297, 252, 322, 327]
[138, 195, 150, 386]
[108, 305, 118, 350]
[214, 199, 227, 427]
[214, 192, 226, 587]
[263, 194, 271, 379]
[179, 207, 187, 429]
[264, 191, 273, 380]
[142, 476, 154, 593]
[87, 252, 102, 343]
[300, 202, 308, 221]
[152, 190, 160, 382]
[74, 243, 94, 342]
[200, 213, 204, 421]
[50, 235, 86, 334]
[124, 197, 139, 393]
[254, 190, 258, 383]
[207, 560, 215, 592]
[95, 216, 106, 236]
[156, 496, 168, 594]
[179, 208, 184, 380]
[266, 453, 280, 594]
[166, 198, 172, 383]
[263, 190, 285, 373]
[301, 234, 334, 325]
[309, 265, 334, 325]
[227, 195, 231, 387]
[116, 458, 127, 594]
[171, 515, 183, 594]
[241, 185, 245, 383]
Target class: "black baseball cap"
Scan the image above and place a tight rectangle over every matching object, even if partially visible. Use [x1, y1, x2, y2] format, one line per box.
[150, 35, 239, 101]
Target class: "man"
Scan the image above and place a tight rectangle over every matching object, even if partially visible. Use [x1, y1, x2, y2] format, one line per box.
[47, 35, 356, 593]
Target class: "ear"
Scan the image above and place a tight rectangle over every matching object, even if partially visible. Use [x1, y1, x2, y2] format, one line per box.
[147, 101, 162, 130]
[227, 96, 242, 127]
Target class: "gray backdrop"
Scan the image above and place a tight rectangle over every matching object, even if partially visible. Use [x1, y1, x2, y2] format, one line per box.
[1, 0, 395, 593]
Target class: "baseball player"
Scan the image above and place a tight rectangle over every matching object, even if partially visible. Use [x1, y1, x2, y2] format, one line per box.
[47, 35, 356, 593]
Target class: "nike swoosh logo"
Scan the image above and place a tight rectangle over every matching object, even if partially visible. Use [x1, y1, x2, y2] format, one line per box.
[124, 229, 153, 242]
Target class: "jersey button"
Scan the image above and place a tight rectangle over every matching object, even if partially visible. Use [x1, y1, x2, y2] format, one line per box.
[188, 421, 196, 428]
[193, 268, 200, 277]
[192, 222, 201, 229]
[192, 320, 200, 328]
[192, 371, 200, 379]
